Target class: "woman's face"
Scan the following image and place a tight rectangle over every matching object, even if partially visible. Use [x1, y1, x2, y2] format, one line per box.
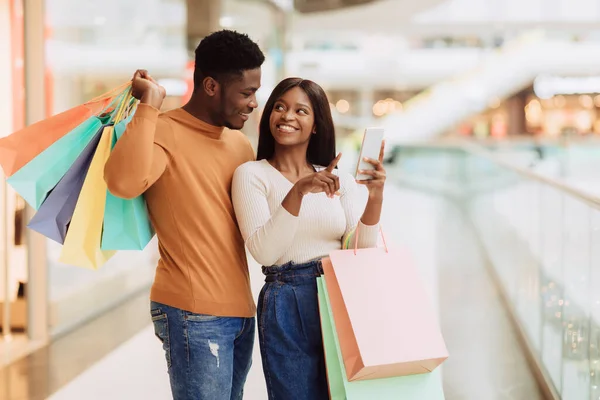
[269, 86, 315, 148]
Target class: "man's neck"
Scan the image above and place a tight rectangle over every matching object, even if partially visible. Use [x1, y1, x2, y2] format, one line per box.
[182, 96, 222, 127]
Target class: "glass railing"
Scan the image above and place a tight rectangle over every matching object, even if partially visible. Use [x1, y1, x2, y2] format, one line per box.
[389, 142, 600, 400]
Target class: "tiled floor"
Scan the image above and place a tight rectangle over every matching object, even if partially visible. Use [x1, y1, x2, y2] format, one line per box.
[1, 185, 544, 400]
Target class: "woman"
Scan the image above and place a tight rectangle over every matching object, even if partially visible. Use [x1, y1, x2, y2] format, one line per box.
[232, 78, 386, 399]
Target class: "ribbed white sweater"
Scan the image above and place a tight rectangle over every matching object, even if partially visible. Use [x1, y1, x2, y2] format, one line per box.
[232, 159, 379, 267]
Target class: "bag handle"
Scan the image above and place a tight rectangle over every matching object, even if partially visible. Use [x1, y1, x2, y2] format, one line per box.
[86, 81, 132, 105]
[95, 90, 126, 117]
[85, 83, 134, 119]
[123, 95, 138, 119]
[353, 223, 389, 255]
[111, 88, 134, 125]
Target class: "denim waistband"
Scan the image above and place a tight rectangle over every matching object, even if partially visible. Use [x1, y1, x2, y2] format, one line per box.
[262, 259, 324, 284]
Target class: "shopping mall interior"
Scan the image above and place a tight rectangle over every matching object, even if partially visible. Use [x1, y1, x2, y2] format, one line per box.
[2, 0, 600, 399]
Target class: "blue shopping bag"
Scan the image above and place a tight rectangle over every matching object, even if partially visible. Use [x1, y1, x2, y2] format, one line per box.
[27, 125, 105, 244]
[100, 114, 155, 250]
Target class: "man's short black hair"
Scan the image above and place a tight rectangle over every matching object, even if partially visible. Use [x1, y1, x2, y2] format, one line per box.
[194, 30, 265, 88]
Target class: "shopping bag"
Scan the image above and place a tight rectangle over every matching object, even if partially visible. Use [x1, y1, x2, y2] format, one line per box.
[6, 116, 108, 210]
[59, 125, 116, 269]
[0, 82, 130, 177]
[317, 277, 445, 400]
[101, 113, 155, 250]
[27, 125, 105, 244]
[324, 229, 448, 381]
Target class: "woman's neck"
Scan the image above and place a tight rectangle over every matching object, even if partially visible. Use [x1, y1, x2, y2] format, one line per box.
[269, 145, 313, 178]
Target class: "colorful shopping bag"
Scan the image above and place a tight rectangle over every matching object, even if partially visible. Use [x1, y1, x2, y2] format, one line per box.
[101, 113, 155, 251]
[316, 277, 445, 400]
[59, 125, 116, 269]
[27, 125, 105, 244]
[6, 116, 108, 210]
[0, 82, 130, 177]
[324, 230, 448, 381]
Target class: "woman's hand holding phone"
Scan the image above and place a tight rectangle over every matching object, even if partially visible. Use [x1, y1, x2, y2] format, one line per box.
[356, 141, 386, 200]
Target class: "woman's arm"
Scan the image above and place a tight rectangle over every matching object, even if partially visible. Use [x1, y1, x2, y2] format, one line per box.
[339, 173, 380, 249]
[347, 140, 387, 248]
[232, 156, 344, 265]
[232, 164, 301, 266]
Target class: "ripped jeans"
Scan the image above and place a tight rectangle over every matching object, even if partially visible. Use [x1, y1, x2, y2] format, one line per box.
[150, 301, 255, 400]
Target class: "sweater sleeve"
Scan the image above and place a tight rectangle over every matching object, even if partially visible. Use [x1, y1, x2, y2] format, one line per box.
[232, 163, 300, 266]
[338, 172, 379, 249]
[104, 104, 171, 199]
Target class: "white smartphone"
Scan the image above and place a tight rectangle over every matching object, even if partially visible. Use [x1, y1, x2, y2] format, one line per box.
[355, 127, 385, 180]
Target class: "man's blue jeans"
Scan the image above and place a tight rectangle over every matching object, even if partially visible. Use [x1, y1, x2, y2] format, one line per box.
[151, 301, 255, 400]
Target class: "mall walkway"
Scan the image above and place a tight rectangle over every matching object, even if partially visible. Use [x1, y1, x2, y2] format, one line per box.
[1, 184, 543, 400]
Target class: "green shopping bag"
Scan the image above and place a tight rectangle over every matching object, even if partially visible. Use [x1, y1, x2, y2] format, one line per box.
[6, 115, 110, 210]
[100, 112, 155, 251]
[316, 277, 446, 400]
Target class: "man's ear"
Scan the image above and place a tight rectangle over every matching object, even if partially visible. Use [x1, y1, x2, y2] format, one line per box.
[203, 76, 219, 97]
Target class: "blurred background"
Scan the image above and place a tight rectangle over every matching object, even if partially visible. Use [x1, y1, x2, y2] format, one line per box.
[2, 0, 600, 399]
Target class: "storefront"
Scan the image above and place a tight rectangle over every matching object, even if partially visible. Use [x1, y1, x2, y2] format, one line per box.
[524, 93, 600, 137]
[0, 0, 28, 348]
[449, 75, 600, 140]
[527, 75, 600, 137]
[471, 76, 600, 139]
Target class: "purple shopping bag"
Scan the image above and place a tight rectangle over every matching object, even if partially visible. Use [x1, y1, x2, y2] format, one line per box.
[27, 125, 105, 243]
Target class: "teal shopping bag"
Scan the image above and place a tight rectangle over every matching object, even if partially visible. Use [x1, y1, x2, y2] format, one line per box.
[100, 114, 155, 251]
[6, 116, 109, 210]
[316, 277, 446, 400]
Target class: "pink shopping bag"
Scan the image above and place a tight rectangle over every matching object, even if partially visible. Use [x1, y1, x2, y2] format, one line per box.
[322, 228, 448, 382]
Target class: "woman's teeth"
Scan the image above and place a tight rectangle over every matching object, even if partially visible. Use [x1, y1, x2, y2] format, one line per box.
[278, 125, 296, 133]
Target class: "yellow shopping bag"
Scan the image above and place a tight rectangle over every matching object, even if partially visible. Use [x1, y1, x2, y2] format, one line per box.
[58, 89, 133, 270]
[58, 124, 116, 269]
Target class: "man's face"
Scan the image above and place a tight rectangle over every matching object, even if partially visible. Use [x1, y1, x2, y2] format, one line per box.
[218, 68, 262, 130]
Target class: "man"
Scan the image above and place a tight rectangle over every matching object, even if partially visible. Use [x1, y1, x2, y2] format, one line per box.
[104, 30, 265, 400]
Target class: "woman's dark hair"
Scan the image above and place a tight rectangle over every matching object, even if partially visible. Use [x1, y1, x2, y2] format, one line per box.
[257, 78, 336, 167]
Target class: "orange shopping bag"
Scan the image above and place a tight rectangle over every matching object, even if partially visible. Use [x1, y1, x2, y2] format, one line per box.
[322, 228, 448, 382]
[0, 82, 130, 177]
